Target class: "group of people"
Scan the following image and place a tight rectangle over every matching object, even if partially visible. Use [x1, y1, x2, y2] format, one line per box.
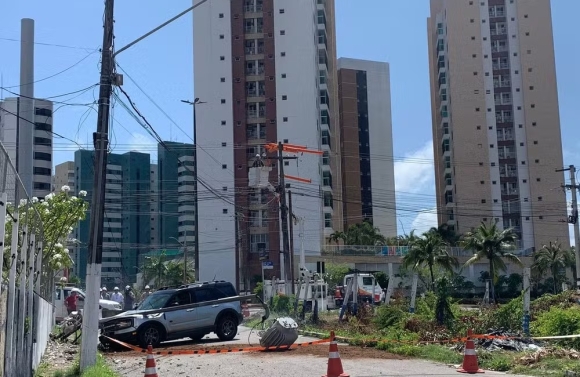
[100, 285, 153, 311]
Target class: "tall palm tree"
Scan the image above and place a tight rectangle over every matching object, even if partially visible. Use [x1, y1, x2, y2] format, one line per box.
[462, 222, 522, 303]
[343, 220, 386, 246]
[327, 231, 345, 245]
[402, 231, 459, 290]
[142, 251, 169, 288]
[532, 242, 574, 294]
[428, 224, 459, 246]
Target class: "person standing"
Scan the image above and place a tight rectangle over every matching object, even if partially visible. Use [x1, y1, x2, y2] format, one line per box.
[110, 287, 124, 308]
[65, 290, 78, 315]
[124, 285, 135, 311]
[141, 285, 151, 302]
[102, 287, 109, 299]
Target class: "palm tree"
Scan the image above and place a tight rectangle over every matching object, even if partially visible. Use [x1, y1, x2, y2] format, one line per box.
[532, 242, 574, 294]
[141, 251, 169, 288]
[462, 222, 522, 303]
[165, 260, 195, 286]
[402, 231, 459, 290]
[328, 231, 345, 245]
[343, 220, 386, 246]
[428, 224, 459, 246]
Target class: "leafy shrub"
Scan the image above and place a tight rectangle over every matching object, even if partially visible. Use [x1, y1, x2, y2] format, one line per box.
[373, 305, 407, 329]
[271, 294, 293, 314]
[480, 295, 524, 332]
[531, 306, 580, 349]
[530, 290, 574, 314]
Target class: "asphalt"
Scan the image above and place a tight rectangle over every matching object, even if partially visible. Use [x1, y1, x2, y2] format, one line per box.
[107, 326, 532, 377]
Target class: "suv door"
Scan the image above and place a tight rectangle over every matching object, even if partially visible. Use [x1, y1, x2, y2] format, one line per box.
[192, 288, 226, 328]
[163, 290, 194, 334]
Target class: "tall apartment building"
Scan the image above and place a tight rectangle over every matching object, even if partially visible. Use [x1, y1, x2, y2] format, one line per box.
[54, 161, 75, 193]
[157, 142, 196, 253]
[193, 0, 340, 287]
[0, 97, 53, 199]
[428, 0, 569, 250]
[150, 164, 159, 248]
[337, 58, 397, 237]
[72, 150, 151, 286]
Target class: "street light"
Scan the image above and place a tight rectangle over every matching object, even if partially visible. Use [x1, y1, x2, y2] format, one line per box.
[181, 98, 206, 283]
[169, 236, 189, 285]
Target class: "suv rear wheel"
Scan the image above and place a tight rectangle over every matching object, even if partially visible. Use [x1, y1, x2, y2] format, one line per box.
[216, 315, 238, 341]
[138, 323, 164, 348]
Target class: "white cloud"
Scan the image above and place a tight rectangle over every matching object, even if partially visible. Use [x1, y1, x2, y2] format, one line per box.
[411, 208, 438, 236]
[394, 141, 434, 193]
[126, 132, 157, 160]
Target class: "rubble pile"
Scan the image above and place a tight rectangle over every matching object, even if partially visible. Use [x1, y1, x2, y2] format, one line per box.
[518, 347, 580, 366]
[477, 329, 540, 352]
[41, 339, 79, 368]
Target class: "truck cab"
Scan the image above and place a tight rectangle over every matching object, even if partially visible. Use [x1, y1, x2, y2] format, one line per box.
[334, 273, 384, 307]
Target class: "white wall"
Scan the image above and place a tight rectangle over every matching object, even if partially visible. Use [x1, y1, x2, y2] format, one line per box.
[273, 0, 323, 256]
[193, 0, 237, 282]
[337, 58, 397, 238]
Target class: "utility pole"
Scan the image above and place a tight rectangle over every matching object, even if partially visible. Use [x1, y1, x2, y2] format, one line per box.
[80, 0, 114, 370]
[277, 142, 292, 294]
[235, 212, 244, 292]
[557, 165, 580, 293]
[288, 190, 295, 294]
[182, 238, 188, 284]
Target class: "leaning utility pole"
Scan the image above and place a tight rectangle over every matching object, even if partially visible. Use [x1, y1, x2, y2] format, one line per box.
[277, 142, 293, 295]
[80, 0, 115, 370]
[557, 165, 580, 293]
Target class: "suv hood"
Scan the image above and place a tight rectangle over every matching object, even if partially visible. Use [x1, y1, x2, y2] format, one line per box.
[100, 298, 123, 311]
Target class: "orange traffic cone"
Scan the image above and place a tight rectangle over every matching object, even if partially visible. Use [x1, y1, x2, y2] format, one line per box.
[144, 345, 159, 377]
[457, 329, 484, 374]
[323, 331, 349, 377]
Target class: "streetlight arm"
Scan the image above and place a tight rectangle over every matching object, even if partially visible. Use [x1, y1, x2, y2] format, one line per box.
[114, 0, 209, 57]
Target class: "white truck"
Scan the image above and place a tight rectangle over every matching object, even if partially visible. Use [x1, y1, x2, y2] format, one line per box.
[54, 286, 122, 322]
[333, 273, 384, 308]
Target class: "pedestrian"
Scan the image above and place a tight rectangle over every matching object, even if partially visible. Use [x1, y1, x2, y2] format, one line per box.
[110, 286, 124, 307]
[102, 286, 109, 300]
[141, 285, 151, 302]
[124, 285, 135, 311]
[65, 290, 78, 315]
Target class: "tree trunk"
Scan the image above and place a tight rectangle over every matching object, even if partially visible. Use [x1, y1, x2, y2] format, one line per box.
[429, 264, 435, 291]
[489, 259, 496, 304]
[552, 267, 558, 294]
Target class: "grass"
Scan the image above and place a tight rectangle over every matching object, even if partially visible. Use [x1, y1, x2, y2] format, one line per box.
[34, 355, 119, 377]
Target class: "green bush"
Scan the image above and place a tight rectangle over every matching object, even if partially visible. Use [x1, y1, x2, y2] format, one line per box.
[480, 295, 524, 332]
[373, 305, 407, 329]
[271, 294, 293, 314]
[253, 282, 263, 298]
[532, 306, 580, 349]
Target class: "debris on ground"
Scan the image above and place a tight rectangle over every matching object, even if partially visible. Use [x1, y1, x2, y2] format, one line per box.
[50, 312, 82, 344]
[477, 329, 540, 352]
[36, 339, 80, 374]
[518, 347, 580, 366]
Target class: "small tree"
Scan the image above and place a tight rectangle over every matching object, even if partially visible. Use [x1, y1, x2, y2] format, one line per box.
[532, 242, 574, 294]
[324, 263, 350, 290]
[4, 186, 89, 279]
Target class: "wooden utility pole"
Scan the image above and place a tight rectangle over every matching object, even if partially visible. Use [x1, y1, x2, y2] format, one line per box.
[277, 142, 292, 294]
[80, 0, 114, 370]
[288, 190, 295, 294]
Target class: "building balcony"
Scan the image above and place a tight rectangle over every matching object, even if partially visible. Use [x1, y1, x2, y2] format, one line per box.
[246, 67, 265, 76]
[494, 80, 511, 88]
[245, 47, 265, 56]
[491, 47, 509, 53]
[490, 29, 507, 36]
[321, 244, 531, 258]
[501, 189, 519, 196]
[247, 110, 266, 119]
[493, 63, 510, 70]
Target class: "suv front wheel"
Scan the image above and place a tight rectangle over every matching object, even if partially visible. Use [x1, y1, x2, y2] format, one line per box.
[138, 323, 164, 348]
[216, 314, 238, 341]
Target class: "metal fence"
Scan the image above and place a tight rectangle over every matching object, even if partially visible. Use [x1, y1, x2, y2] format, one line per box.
[0, 140, 53, 377]
[321, 245, 534, 258]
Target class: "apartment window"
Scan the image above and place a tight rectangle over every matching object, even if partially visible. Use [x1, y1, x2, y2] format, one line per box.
[35, 122, 51, 132]
[281, 52, 286, 57]
[490, 144, 494, 148]
[281, 73, 286, 78]
[222, 186, 228, 191]
[284, 161, 289, 166]
[219, 34, 224, 39]
[529, 86, 534, 90]
[480, 181, 485, 184]
[220, 77, 226, 82]
[470, 19, 474, 23]
[222, 164, 227, 169]
[521, 161, 526, 165]
[492, 181, 496, 184]
[282, 95, 287, 100]
[223, 209, 228, 214]
[494, 199, 498, 203]
[221, 120, 226, 125]
[491, 162, 496, 167]
[536, 178, 541, 182]
[279, 9, 285, 13]
[518, 124, 523, 128]
[473, 71, 478, 75]
[471, 36, 475, 40]
[34, 152, 51, 161]
[221, 142, 227, 147]
[533, 141, 538, 145]
[525, 32, 530, 36]
[475, 108, 480, 112]
[476, 126, 481, 130]
[283, 117, 288, 122]
[220, 56, 225, 61]
[219, 13, 224, 18]
[523, 179, 527, 183]
[221, 99, 226, 104]
[481, 199, 486, 203]
[531, 104, 536, 108]
[280, 30, 285, 35]
[324, 213, 332, 228]
[535, 159, 539, 163]
[538, 196, 543, 201]
[520, 142, 524, 146]
[532, 122, 537, 126]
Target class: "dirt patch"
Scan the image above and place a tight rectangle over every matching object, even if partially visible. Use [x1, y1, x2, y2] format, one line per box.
[247, 344, 406, 360]
[106, 343, 405, 361]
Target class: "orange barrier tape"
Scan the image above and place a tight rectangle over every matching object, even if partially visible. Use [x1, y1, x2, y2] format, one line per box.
[102, 335, 331, 356]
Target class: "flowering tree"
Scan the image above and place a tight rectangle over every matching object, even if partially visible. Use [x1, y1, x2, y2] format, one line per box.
[3, 185, 89, 277]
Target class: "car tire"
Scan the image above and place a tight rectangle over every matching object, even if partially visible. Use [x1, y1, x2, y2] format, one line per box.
[216, 314, 238, 341]
[138, 323, 164, 348]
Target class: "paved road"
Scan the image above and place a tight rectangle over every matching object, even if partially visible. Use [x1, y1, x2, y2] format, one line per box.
[108, 326, 531, 377]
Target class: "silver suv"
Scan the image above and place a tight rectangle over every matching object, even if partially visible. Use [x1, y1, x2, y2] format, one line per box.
[99, 281, 243, 347]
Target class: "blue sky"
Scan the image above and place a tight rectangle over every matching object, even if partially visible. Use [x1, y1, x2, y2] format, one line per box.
[1, 1, 578, 239]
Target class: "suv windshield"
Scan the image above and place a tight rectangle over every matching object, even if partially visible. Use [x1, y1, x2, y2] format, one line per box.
[138, 292, 173, 310]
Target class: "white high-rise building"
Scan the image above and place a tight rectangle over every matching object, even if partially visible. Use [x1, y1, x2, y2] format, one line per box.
[193, 0, 340, 287]
[0, 97, 54, 199]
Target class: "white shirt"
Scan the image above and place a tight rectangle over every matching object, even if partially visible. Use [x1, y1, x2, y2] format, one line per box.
[110, 292, 124, 305]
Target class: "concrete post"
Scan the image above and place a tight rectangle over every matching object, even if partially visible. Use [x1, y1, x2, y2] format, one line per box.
[18, 19, 35, 196]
